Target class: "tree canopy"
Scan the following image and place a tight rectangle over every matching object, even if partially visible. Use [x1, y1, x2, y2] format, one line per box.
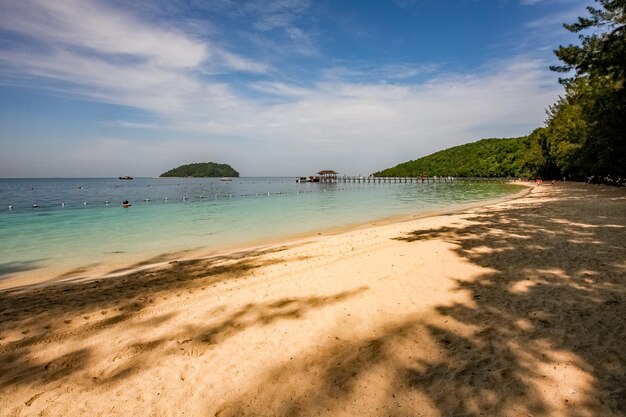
[546, 0, 625, 177]
[373, 137, 543, 178]
[160, 162, 240, 178]
[550, 0, 625, 84]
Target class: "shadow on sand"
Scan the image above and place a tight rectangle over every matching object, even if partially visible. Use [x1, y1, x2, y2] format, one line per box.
[0, 239, 371, 394]
[0, 259, 46, 280]
[213, 184, 625, 417]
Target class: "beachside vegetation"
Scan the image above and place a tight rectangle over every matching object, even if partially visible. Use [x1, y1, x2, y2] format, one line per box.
[376, 0, 625, 180]
[160, 162, 240, 178]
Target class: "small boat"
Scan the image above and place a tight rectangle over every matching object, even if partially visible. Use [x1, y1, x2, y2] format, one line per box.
[119, 176, 133, 180]
[220, 177, 232, 181]
[297, 176, 319, 183]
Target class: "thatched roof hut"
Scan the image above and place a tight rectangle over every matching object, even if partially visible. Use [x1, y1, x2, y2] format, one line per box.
[317, 170, 338, 182]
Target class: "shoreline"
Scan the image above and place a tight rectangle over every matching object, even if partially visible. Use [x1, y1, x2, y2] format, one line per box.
[0, 182, 624, 416]
[0, 184, 531, 291]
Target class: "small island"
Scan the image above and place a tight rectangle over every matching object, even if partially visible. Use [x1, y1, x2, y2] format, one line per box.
[160, 162, 239, 178]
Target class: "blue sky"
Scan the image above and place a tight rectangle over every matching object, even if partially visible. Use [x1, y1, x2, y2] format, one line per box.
[0, 0, 591, 177]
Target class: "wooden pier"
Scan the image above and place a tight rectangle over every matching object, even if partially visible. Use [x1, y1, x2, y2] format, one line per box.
[318, 176, 515, 183]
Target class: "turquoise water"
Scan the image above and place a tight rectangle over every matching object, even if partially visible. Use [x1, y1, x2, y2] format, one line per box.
[0, 178, 523, 280]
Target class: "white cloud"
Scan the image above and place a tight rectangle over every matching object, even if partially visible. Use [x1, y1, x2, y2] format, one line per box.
[247, 0, 310, 31]
[0, 0, 207, 69]
[322, 62, 440, 82]
[126, 57, 559, 176]
[0, 0, 564, 177]
[249, 82, 313, 97]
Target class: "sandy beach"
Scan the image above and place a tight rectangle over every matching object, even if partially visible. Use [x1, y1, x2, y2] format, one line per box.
[1, 182, 624, 417]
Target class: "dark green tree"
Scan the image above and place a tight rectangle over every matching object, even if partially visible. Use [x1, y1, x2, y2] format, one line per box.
[550, 0, 625, 84]
[160, 162, 239, 178]
[547, 0, 626, 177]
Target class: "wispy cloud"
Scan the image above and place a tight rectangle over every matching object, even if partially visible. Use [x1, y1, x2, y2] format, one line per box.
[322, 62, 440, 83]
[0, 0, 565, 176]
[0, 0, 207, 68]
[249, 81, 313, 97]
[0, 0, 268, 114]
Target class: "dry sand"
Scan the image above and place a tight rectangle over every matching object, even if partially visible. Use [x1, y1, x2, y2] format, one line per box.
[0, 182, 624, 417]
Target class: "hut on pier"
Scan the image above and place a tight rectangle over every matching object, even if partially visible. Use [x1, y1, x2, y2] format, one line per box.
[317, 170, 338, 183]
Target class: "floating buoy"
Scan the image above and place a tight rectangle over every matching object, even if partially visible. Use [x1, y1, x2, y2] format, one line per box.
[182, 197, 187, 200]
[145, 198, 150, 202]
[198, 195, 203, 198]
[105, 201, 109, 205]
[32, 204, 38, 208]
[229, 194, 232, 198]
[83, 202, 87, 205]
[165, 197, 169, 201]
[8, 205, 12, 210]
[61, 203, 65, 207]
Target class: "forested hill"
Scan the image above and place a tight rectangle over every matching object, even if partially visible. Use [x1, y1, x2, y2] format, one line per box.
[160, 162, 239, 178]
[374, 135, 544, 178]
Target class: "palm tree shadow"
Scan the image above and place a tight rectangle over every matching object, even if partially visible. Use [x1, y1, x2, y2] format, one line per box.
[212, 184, 626, 417]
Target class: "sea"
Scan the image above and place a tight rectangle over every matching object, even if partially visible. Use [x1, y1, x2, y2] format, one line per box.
[0, 177, 524, 284]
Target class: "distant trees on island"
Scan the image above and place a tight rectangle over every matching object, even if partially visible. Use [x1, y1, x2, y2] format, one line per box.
[377, 0, 625, 180]
[374, 136, 544, 178]
[160, 162, 239, 178]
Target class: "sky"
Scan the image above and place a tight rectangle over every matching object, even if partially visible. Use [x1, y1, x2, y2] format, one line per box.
[0, 0, 592, 178]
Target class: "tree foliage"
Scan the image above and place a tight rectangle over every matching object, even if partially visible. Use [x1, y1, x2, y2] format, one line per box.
[373, 137, 544, 178]
[547, 0, 625, 177]
[550, 0, 625, 84]
[160, 162, 239, 178]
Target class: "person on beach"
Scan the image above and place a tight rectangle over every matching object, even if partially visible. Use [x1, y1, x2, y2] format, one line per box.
[122, 200, 131, 207]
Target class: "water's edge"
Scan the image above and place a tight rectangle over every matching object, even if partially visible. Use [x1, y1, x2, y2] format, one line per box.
[0, 183, 532, 291]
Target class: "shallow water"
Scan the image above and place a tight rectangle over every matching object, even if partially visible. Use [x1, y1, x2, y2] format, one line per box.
[0, 177, 523, 281]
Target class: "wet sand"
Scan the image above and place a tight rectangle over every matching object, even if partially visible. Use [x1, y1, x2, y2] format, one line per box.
[0, 182, 624, 416]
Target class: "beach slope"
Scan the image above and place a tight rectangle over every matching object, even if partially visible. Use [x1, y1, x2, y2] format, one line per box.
[0, 183, 624, 416]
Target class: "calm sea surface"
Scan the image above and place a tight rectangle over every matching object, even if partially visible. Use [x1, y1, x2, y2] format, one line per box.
[0, 177, 524, 281]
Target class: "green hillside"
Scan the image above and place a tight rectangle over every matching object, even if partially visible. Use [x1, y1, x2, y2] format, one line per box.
[374, 134, 545, 178]
[160, 162, 239, 178]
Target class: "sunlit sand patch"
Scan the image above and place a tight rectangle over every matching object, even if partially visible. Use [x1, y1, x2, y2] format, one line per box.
[519, 340, 601, 417]
[524, 244, 549, 250]
[514, 318, 533, 330]
[551, 219, 602, 229]
[509, 279, 537, 294]
[567, 238, 603, 244]
[534, 268, 569, 279]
